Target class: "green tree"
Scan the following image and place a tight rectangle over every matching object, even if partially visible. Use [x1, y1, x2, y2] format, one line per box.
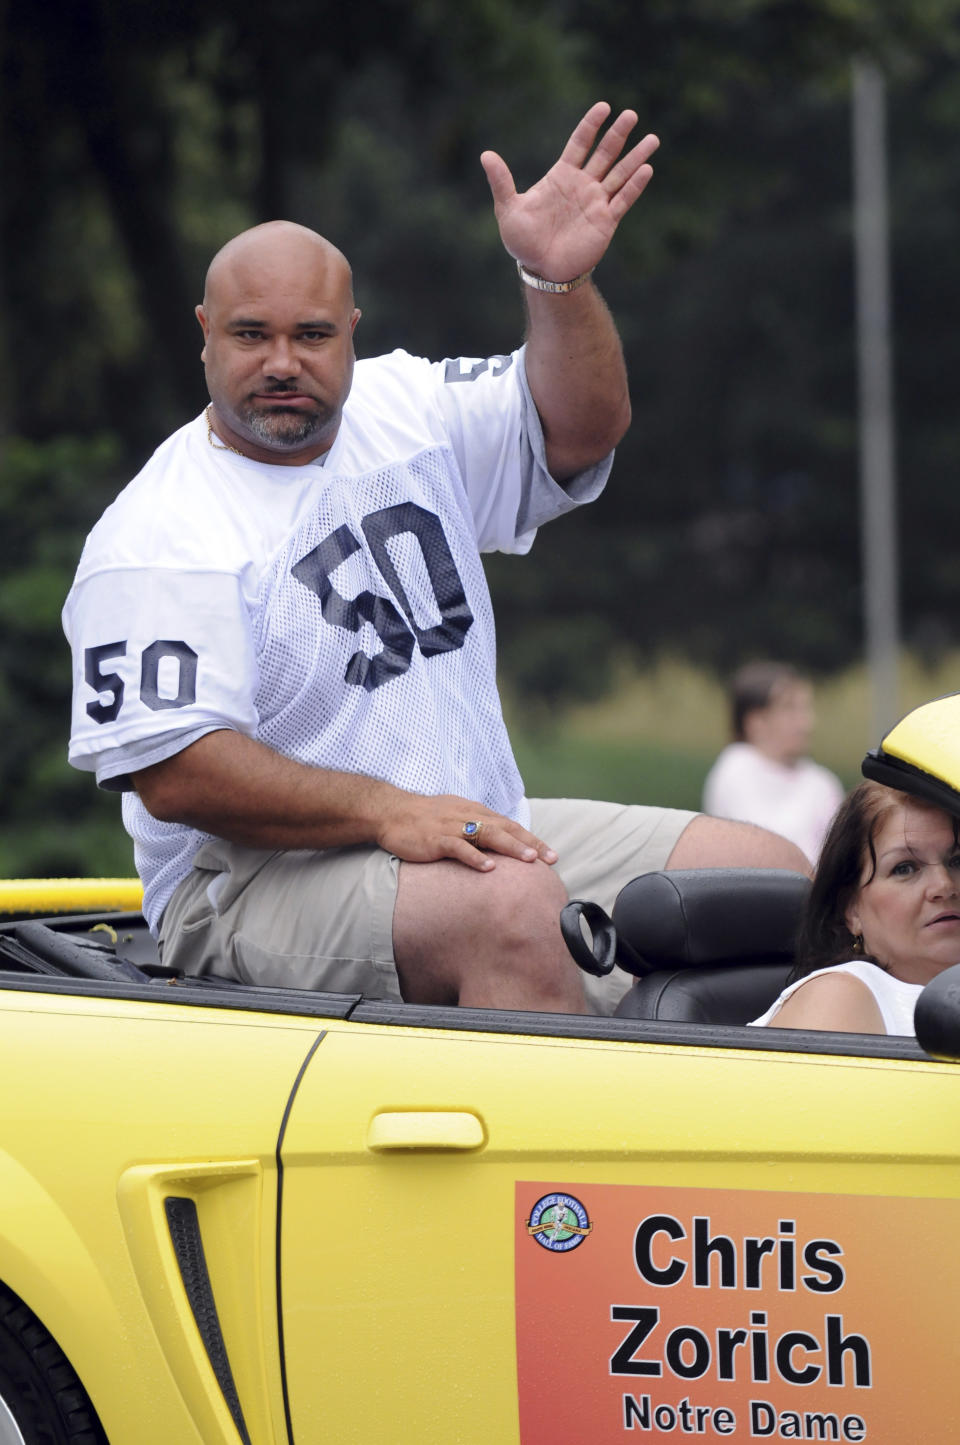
[3, 0, 960, 870]
[0, 434, 133, 874]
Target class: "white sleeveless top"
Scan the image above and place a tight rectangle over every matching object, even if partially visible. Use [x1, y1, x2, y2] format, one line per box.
[750, 958, 922, 1036]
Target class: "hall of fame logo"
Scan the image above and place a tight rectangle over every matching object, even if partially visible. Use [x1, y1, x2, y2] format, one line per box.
[526, 1192, 593, 1252]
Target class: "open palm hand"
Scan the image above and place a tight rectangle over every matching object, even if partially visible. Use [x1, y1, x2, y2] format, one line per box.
[481, 102, 659, 284]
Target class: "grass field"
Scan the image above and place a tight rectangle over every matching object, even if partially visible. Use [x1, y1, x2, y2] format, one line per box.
[507, 652, 960, 811]
[509, 732, 717, 811]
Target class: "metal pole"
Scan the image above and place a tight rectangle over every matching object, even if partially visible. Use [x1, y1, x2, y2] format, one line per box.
[852, 56, 900, 743]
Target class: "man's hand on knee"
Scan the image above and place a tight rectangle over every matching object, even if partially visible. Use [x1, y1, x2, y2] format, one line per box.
[376, 793, 558, 871]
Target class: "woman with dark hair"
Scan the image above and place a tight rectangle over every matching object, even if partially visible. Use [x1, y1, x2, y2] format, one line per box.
[702, 661, 844, 865]
[751, 781, 960, 1035]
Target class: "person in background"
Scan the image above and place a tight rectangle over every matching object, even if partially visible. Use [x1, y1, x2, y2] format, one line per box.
[751, 780, 960, 1036]
[702, 660, 844, 865]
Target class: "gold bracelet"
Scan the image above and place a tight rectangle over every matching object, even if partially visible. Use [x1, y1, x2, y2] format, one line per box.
[516, 260, 595, 294]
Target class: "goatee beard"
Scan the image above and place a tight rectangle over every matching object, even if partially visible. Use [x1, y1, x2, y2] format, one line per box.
[243, 401, 332, 448]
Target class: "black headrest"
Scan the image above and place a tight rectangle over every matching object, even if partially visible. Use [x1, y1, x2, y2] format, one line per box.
[612, 868, 810, 973]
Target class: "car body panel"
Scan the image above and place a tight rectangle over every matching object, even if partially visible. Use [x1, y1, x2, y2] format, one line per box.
[0, 878, 143, 916]
[277, 1020, 960, 1443]
[0, 987, 320, 1445]
[2, 898, 960, 1443]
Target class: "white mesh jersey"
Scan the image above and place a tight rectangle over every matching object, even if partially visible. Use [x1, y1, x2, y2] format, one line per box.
[63, 347, 611, 930]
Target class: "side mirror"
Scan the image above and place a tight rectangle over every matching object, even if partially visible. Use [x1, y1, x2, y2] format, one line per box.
[915, 963, 960, 1061]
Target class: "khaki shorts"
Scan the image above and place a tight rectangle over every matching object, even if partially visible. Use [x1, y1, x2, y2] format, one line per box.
[159, 798, 697, 1015]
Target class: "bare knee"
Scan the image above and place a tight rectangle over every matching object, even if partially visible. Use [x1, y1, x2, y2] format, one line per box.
[666, 814, 812, 878]
[393, 856, 586, 1011]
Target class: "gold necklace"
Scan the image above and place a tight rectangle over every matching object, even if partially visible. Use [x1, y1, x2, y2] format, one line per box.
[205, 405, 248, 458]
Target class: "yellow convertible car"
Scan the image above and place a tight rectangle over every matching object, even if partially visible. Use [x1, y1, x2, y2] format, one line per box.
[1, 697, 959, 1445]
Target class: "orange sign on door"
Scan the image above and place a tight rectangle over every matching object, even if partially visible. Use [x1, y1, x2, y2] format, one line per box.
[516, 1181, 960, 1441]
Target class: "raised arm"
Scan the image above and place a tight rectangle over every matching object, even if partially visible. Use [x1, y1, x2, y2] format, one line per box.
[481, 102, 659, 480]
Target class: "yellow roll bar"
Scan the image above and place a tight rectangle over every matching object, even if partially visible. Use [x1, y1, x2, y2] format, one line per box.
[0, 878, 144, 916]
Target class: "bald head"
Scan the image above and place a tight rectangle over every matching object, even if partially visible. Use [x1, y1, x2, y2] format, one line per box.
[196, 221, 361, 466]
[202, 221, 355, 312]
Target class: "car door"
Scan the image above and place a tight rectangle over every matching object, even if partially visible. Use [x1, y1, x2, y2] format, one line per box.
[277, 1012, 960, 1444]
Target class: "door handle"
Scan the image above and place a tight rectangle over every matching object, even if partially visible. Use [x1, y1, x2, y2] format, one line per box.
[366, 1111, 486, 1152]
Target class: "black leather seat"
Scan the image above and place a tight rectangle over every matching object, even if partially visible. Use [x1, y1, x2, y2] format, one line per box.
[561, 868, 811, 1026]
[614, 958, 797, 1025]
[613, 868, 810, 1024]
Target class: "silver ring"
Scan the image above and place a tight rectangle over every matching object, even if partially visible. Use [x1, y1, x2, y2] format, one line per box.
[462, 820, 483, 846]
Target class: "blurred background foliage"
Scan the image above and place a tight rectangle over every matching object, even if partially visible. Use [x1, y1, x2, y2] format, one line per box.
[1, 0, 960, 873]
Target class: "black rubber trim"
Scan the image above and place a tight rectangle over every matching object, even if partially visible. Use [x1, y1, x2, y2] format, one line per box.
[273, 1031, 327, 1445]
[0, 973, 941, 1062]
[0, 972, 362, 1017]
[348, 999, 935, 1062]
[0, 910, 145, 933]
[862, 749, 960, 815]
[164, 1196, 252, 1445]
[10, 921, 148, 983]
